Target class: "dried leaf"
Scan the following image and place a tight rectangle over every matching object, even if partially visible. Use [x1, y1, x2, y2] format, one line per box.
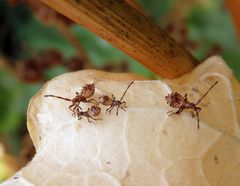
[2, 57, 240, 185]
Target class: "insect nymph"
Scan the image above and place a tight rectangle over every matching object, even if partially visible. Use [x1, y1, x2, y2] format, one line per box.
[165, 81, 218, 129]
[99, 81, 134, 115]
[44, 83, 98, 117]
[76, 105, 102, 123]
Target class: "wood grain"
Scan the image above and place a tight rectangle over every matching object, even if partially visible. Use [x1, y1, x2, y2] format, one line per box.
[41, 0, 199, 78]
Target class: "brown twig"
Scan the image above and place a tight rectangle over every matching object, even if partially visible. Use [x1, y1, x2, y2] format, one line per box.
[41, 0, 199, 78]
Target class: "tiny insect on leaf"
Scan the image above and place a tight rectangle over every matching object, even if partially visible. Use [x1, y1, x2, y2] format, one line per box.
[76, 105, 102, 123]
[44, 83, 98, 122]
[99, 81, 134, 115]
[165, 81, 218, 129]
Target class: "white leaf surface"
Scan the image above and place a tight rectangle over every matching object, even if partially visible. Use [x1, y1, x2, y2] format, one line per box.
[2, 56, 240, 186]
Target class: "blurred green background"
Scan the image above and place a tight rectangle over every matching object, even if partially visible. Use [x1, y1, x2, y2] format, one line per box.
[0, 0, 240, 169]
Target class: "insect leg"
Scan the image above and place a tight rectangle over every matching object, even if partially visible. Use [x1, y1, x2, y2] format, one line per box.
[195, 107, 201, 129]
[106, 105, 114, 114]
[69, 104, 75, 112]
[87, 116, 102, 123]
[77, 113, 83, 120]
[116, 105, 120, 116]
[70, 101, 82, 116]
[121, 101, 127, 108]
[167, 110, 174, 115]
[87, 116, 93, 123]
[168, 107, 184, 116]
[87, 98, 98, 105]
[190, 111, 196, 118]
[72, 104, 81, 116]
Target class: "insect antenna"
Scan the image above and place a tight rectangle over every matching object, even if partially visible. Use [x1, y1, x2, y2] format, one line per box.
[120, 81, 134, 102]
[195, 81, 218, 106]
[44, 95, 72, 101]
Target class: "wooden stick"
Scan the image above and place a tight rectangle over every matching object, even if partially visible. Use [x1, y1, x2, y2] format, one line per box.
[41, 0, 199, 78]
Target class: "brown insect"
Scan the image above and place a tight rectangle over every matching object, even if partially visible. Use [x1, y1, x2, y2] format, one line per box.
[44, 83, 98, 116]
[165, 81, 218, 129]
[76, 105, 102, 123]
[99, 81, 134, 115]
